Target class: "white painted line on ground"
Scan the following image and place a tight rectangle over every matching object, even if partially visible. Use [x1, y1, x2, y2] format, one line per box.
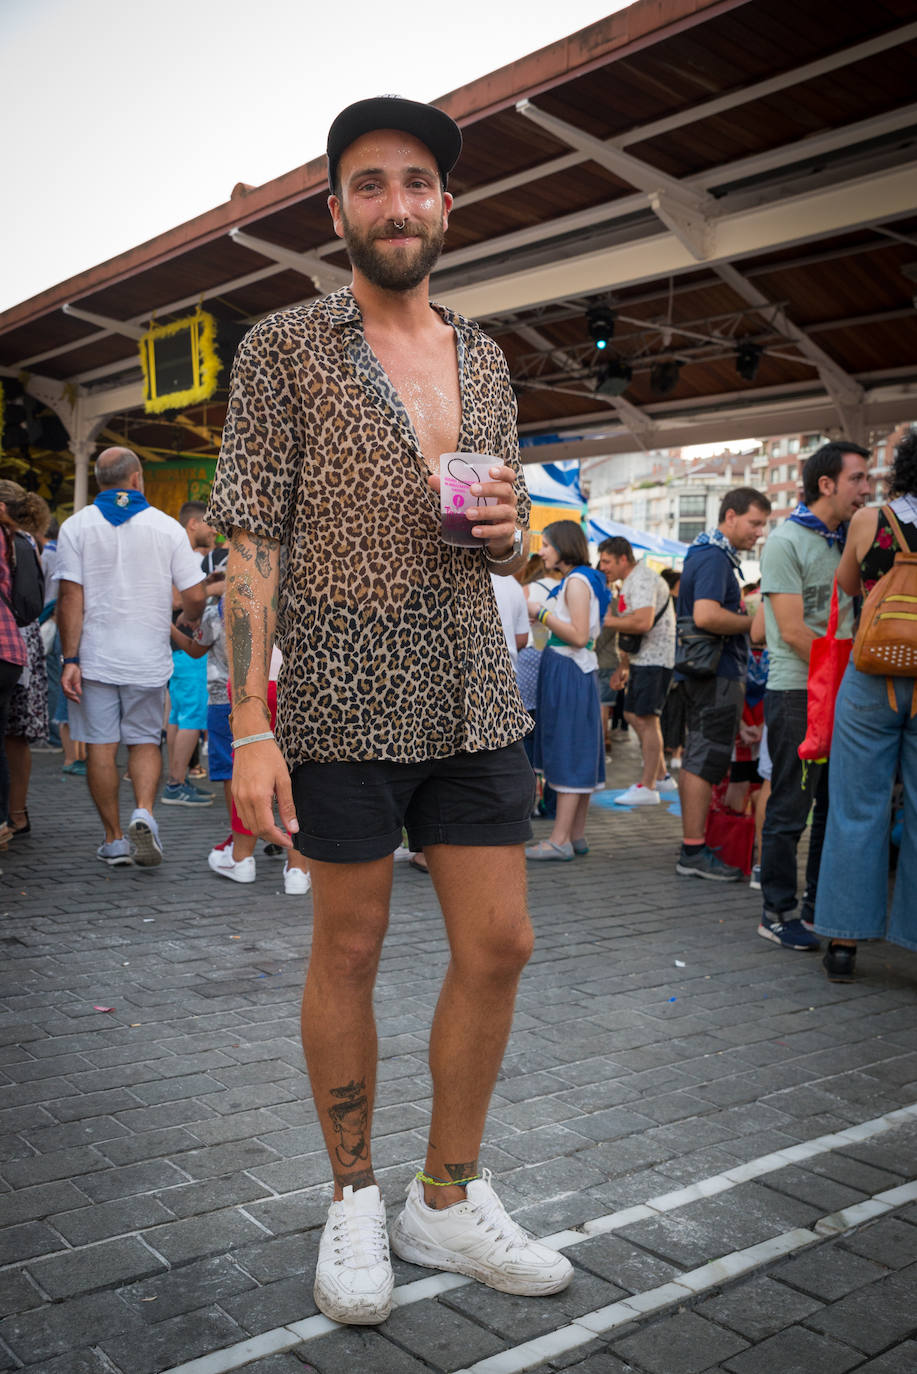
[161, 1100, 917, 1374]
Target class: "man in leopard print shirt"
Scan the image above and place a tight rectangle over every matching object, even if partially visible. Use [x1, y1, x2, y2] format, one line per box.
[206, 95, 572, 1323]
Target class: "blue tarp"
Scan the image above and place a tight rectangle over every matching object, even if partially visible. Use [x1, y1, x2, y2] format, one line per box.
[587, 516, 687, 560]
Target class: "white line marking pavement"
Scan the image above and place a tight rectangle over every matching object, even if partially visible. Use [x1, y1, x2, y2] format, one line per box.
[162, 1101, 917, 1374]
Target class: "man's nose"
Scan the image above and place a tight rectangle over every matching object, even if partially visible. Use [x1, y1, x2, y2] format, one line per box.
[384, 186, 410, 222]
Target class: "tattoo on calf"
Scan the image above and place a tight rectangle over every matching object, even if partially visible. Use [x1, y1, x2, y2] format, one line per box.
[328, 1079, 370, 1171]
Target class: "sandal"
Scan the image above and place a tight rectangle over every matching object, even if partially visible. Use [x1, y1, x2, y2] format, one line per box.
[0, 824, 13, 849]
[524, 839, 574, 862]
[9, 809, 30, 835]
[409, 855, 430, 874]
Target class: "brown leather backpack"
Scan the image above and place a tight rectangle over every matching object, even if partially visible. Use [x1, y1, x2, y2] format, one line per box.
[852, 506, 917, 707]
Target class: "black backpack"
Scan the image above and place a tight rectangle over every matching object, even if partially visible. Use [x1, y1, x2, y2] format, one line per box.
[1, 529, 45, 627]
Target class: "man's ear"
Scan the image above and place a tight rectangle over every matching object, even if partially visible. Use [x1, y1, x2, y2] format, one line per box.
[442, 190, 453, 232]
[328, 193, 344, 240]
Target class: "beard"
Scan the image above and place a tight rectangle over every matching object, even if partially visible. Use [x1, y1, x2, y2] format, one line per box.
[339, 209, 445, 292]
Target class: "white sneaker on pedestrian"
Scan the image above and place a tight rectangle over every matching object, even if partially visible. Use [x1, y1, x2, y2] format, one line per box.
[313, 1184, 393, 1325]
[614, 783, 660, 806]
[656, 773, 679, 793]
[208, 845, 256, 884]
[283, 861, 311, 895]
[390, 1169, 574, 1296]
[128, 808, 163, 867]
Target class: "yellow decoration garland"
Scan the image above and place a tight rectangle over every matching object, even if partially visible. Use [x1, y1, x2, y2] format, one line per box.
[139, 310, 221, 415]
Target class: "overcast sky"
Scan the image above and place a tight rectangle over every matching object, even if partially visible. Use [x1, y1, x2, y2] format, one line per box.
[1, 0, 626, 314]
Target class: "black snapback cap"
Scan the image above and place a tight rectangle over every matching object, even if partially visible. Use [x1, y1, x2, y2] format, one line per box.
[327, 95, 462, 192]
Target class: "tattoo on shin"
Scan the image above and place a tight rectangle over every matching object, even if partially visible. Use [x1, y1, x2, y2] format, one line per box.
[333, 1166, 375, 1192]
[328, 1079, 369, 1170]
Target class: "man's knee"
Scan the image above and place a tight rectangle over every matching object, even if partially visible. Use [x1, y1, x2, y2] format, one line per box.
[458, 909, 534, 980]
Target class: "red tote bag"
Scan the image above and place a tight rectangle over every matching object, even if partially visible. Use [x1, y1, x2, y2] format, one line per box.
[798, 575, 852, 763]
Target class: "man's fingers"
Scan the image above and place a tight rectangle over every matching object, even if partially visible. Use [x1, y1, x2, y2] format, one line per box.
[276, 777, 299, 836]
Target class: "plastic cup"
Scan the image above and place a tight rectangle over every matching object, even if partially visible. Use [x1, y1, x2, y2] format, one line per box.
[439, 452, 499, 547]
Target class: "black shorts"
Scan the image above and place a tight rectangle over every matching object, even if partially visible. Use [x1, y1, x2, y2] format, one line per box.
[624, 665, 673, 718]
[291, 741, 535, 863]
[681, 676, 745, 784]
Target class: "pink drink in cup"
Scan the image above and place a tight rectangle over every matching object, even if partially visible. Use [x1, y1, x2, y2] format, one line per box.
[439, 452, 499, 546]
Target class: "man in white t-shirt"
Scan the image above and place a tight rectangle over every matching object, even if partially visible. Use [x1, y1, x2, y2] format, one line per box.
[489, 572, 529, 668]
[598, 537, 676, 806]
[56, 448, 206, 867]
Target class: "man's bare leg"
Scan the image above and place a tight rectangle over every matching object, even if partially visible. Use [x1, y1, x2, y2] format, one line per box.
[86, 742, 123, 841]
[300, 855, 392, 1197]
[679, 768, 713, 842]
[166, 725, 199, 786]
[127, 742, 162, 815]
[421, 843, 533, 1208]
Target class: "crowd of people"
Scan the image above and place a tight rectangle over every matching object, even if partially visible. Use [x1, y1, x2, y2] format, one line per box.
[1, 90, 913, 1333]
[507, 436, 915, 986]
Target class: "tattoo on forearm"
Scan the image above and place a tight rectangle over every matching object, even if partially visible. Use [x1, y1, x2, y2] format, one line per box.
[445, 1160, 478, 1181]
[328, 1079, 370, 1170]
[229, 604, 252, 694]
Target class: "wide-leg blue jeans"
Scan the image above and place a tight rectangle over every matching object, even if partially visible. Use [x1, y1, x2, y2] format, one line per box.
[814, 664, 917, 950]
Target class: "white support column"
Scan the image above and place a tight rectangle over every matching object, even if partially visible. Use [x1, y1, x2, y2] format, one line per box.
[71, 436, 95, 511]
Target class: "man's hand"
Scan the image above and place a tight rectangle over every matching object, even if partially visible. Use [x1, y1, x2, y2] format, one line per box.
[427, 464, 518, 555]
[610, 667, 628, 692]
[231, 737, 299, 848]
[61, 663, 82, 702]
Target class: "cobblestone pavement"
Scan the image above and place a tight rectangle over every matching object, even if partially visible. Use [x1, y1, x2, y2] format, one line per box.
[1, 736, 915, 1374]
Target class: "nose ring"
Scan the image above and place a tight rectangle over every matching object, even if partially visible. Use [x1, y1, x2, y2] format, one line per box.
[393, 219, 406, 230]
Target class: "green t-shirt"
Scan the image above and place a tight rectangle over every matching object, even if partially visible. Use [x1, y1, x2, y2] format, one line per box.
[761, 520, 852, 692]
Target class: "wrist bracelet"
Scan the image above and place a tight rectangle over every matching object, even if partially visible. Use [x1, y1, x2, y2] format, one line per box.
[536, 607, 550, 625]
[232, 732, 275, 749]
[485, 542, 517, 565]
[62, 656, 80, 665]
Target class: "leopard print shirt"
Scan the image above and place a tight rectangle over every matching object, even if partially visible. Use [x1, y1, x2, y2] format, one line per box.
[206, 287, 532, 766]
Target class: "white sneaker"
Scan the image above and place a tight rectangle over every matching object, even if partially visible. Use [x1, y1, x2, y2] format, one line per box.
[313, 1184, 393, 1325]
[390, 1169, 574, 1297]
[656, 773, 679, 793]
[283, 861, 311, 895]
[614, 783, 660, 806]
[208, 845, 255, 883]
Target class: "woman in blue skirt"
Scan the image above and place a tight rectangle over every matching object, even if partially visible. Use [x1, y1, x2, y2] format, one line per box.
[526, 520, 609, 861]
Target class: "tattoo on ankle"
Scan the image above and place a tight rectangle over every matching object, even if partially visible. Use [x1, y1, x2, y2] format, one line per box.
[445, 1160, 478, 1181]
[334, 1166, 376, 1192]
[328, 1079, 369, 1170]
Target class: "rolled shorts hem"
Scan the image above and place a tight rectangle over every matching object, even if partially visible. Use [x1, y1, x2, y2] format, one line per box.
[295, 816, 533, 864]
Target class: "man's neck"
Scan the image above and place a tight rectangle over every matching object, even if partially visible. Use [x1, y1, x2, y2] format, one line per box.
[808, 496, 840, 530]
[350, 273, 438, 335]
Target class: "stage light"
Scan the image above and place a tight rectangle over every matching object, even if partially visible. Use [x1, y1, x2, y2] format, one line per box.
[735, 342, 763, 383]
[650, 360, 681, 395]
[586, 305, 616, 351]
[595, 357, 633, 397]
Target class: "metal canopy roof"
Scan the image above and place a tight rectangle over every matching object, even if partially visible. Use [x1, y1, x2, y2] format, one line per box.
[2, 0, 916, 494]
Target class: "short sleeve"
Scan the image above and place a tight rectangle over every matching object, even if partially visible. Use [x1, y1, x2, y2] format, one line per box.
[760, 532, 801, 596]
[196, 605, 220, 646]
[692, 552, 731, 605]
[54, 520, 82, 586]
[171, 530, 208, 592]
[623, 564, 654, 611]
[205, 317, 305, 543]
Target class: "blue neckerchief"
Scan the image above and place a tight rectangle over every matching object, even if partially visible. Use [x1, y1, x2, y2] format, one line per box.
[688, 527, 743, 573]
[547, 565, 611, 620]
[787, 502, 845, 549]
[93, 490, 150, 526]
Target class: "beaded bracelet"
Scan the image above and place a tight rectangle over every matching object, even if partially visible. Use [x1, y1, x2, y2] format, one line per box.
[232, 732, 275, 749]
